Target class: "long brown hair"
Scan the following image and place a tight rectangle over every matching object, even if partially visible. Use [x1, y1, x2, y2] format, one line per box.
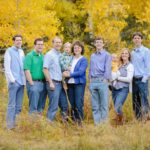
[119, 48, 131, 66]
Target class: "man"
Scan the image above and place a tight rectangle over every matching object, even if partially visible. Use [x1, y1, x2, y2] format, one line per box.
[43, 37, 68, 122]
[131, 32, 150, 120]
[89, 37, 111, 125]
[24, 38, 47, 114]
[148, 77, 150, 109]
[4, 35, 26, 129]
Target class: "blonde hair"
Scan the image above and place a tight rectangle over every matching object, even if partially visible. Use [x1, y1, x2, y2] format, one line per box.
[111, 53, 118, 60]
[63, 42, 72, 48]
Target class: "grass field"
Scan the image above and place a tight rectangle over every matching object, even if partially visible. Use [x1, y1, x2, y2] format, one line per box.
[0, 72, 150, 150]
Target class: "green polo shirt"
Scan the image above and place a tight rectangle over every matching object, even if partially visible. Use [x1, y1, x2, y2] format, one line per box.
[24, 50, 45, 80]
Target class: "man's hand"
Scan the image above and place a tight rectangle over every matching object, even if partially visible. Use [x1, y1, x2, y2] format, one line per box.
[49, 81, 55, 90]
[10, 79, 16, 84]
[29, 81, 34, 86]
[25, 70, 34, 86]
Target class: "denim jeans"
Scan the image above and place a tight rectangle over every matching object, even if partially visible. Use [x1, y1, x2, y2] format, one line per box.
[6, 82, 24, 129]
[112, 87, 129, 115]
[132, 79, 149, 119]
[46, 81, 62, 121]
[67, 84, 86, 121]
[37, 83, 47, 113]
[59, 88, 68, 117]
[26, 81, 47, 114]
[89, 81, 108, 125]
[148, 77, 150, 109]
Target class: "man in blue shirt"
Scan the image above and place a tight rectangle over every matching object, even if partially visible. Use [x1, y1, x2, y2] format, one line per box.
[131, 32, 150, 121]
[89, 37, 112, 125]
[4, 35, 26, 129]
[43, 37, 68, 122]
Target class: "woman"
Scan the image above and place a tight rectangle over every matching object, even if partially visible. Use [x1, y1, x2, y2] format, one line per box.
[111, 48, 134, 124]
[63, 41, 88, 125]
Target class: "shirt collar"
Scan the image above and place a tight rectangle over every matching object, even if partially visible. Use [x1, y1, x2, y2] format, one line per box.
[95, 49, 105, 54]
[63, 51, 71, 56]
[122, 62, 129, 67]
[12, 46, 20, 51]
[134, 45, 143, 52]
[32, 50, 41, 56]
[52, 48, 61, 54]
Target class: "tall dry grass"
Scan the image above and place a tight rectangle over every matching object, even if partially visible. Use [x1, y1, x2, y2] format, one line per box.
[0, 72, 150, 150]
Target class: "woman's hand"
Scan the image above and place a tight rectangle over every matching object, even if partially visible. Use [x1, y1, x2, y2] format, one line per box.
[63, 71, 70, 77]
[67, 66, 72, 71]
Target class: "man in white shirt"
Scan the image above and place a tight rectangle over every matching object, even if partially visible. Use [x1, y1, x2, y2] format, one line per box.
[4, 35, 26, 129]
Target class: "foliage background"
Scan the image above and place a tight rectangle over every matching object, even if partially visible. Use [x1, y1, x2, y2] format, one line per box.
[0, 0, 150, 149]
[1, 0, 150, 64]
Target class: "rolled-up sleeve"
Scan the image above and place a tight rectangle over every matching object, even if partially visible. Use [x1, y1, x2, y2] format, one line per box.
[43, 53, 51, 69]
[24, 55, 32, 70]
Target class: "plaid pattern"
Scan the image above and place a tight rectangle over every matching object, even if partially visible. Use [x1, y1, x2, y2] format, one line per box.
[59, 52, 73, 71]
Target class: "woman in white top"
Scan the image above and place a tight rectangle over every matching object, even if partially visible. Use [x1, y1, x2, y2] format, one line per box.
[111, 48, 134, 124]
[63, 41, 88, 125]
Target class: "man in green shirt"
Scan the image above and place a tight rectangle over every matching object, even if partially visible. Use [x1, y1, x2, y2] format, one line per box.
[24, 38, 47, 114]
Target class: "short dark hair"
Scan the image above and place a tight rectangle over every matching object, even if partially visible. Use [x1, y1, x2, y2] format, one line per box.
[94, 36, 104, 43]
[132, 32, 143, 39]
[12, 34, 23, 41]
[34, 38, 44, 45]
[72, 41, 85, 55]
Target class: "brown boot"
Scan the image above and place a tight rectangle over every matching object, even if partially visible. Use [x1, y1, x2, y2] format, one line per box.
[117, 114, 124, 125]
[113, 114, 124, 125]
[112, 114, 120, 125]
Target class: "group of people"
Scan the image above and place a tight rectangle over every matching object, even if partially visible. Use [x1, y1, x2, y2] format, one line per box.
[4, 32, 150, 129]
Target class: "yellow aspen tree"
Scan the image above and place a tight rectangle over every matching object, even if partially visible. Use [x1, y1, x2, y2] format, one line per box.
[83, 0, 128, 52]
[0, 0, 60, 51]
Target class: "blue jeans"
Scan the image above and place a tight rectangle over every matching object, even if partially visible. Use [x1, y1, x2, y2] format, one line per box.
[37, 83, 47, 112]
[132, 79, 149, 119]
[59, 88, 68, 117]
[112, 87, 129, 115]
[26, 81, 47, 113]
[148, 77, 150, 110]
[46, 81, 62, 121]
[67, 84, 86, 121]
[89, 81, 108, 125]
[6, 82, 24, 129]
